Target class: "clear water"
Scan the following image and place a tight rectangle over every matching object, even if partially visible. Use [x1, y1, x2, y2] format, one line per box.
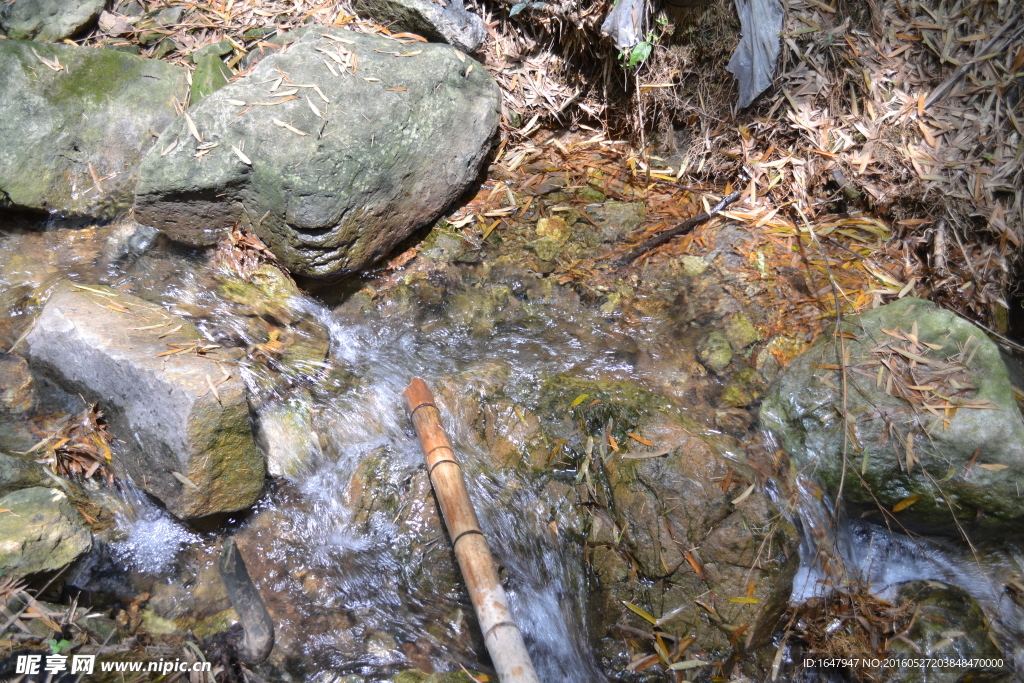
[5, 218, 1024, 680]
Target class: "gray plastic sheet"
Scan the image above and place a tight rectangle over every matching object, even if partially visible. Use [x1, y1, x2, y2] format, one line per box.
[727, 0, 784, 108]
[601, 0, 647, 51]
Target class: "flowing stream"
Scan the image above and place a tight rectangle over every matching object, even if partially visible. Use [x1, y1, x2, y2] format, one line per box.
[3, 218, 1023, 681]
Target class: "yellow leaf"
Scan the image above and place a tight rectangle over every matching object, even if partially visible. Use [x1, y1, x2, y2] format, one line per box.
[569, 394, 589, 408]
[622, 601, 657, 624]
[893, 494, 922, 512]
[728, 597, 760, 604]
[978, 464, 1009, 471]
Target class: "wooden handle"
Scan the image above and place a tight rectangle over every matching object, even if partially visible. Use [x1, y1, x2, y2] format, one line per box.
[404, 378, 540, 683]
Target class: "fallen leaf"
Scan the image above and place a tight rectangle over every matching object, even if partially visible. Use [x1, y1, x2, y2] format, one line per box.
[627, 432, 654, 447]
[622, 601, 657, 624]
[569, 394, 589, 408]
[183, 113, 202, 143]
[893, 494, 922, 512]
[231, 144, 251, 165]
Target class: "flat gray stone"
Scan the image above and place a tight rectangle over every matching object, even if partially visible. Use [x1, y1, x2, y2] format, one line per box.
[0, 487, 92, 578]
[133, 27, 499, 279]
[24, 284, 265, 519]
[1, 0, 105, 42]
[0, 40, 188, 219]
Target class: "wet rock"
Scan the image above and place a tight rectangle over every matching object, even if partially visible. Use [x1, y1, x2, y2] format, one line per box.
[134, 27, 500, 279]
[0, 487, 92, 577]
[141, 552, 236, 639]
[679, 254, 709, 277]
[23, 284, 265, 519]
[698, 330, 733, 373]
[724, 311, 760, 351]
[593, 416, 800, 659]
[0, 41, 188, 219]
[529, 215, 571, 262]
[220, 537, 274, 665]
[720, 367, 766, 408]
[0, 451, 48, 496]
[586, 201, 646, 242]
[886, 581, 1010, 683]
[349, 0, 487, 53]
[255, 392, 317, 478]
[0, 353, 34, 413]
[0, 0, 105, 42]
[762, 297, 1024, 532]
[347, 452, 464, 603]
[100, 221, 160, 265]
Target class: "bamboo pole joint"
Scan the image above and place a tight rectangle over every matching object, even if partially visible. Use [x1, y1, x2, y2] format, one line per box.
[403, 378, 541, 683]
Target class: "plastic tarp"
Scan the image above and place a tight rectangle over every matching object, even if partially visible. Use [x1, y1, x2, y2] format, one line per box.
[601, 0, 647, 51]
[727, 0, 784, 108]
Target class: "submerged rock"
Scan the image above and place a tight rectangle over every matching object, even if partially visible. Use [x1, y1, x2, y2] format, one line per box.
[762, 297, 1024, 533]
[24, 284, 265, 519]
[593, 416, 799, 658]
[0, 40, 188, 219]
[134, 27, 500, 279]
[886, 581, 1010, 683]
[0, 487, 92, 578]
[0, 0, 105, 42]
[349, 0, 487, 53]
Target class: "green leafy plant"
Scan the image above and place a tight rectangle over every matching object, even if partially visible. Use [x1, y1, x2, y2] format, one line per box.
[621, 31, 658, 69]
[49, 639, 73, 654]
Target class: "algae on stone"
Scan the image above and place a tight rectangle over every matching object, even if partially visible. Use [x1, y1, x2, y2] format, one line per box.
[0, 40, 188, 218]
[0, 487, 92, 578]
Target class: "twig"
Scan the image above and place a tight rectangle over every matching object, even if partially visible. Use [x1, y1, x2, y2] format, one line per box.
[617, 189, 743, 264]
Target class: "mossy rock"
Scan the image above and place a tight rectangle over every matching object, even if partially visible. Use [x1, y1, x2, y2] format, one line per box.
[762, 297, 1024, 533]
[0, 40, 188, 218]
[720, 367, 766, 408]
[0, 487, 92, 577]
[134, 27, 500, 279]
[697, 330, 732, 374]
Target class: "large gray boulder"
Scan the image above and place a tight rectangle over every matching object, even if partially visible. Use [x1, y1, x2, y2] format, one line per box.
[0, 487, 92, 578]
[0, 40, 188, 219]
[761, 297, 1024, 533]
[24, 284, 265, 519]
[0, 0, 105, 42]
[133, 27, 500, 279]
[350, 0, 487, 53]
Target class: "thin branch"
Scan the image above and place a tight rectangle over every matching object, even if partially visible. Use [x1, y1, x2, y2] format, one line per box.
[617, 189, 742, 264]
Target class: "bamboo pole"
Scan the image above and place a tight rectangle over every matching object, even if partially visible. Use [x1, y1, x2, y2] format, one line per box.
[403, 378, 540, 683]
